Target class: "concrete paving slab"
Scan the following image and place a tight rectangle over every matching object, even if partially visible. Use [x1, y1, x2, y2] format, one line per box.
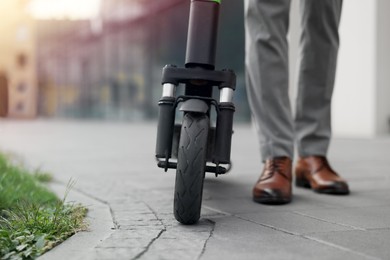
[1, 120, 390, 259]
[307, 229, 390, 260]
[296, 205, 390, 230]
[239, 211, 355, 235]
[202, 216, 372, 260]
[290, 188, 390, 209]
[203, 191, 339, 214]
[346, 178, 390, 192]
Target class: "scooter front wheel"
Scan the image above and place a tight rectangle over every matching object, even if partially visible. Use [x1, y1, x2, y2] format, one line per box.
[174, 112, 209, 225]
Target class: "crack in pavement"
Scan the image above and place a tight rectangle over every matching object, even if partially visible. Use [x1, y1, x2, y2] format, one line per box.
[58, 181, 119, 230]
[143, 201, 165, 227]
[197, 219, 216, 260]
[52, 179, 118, 229]
[54, 179, 170, 258]
[132, 201, 167, 259]
[109, 206, 119, 229]
[133, 228, 166, 260]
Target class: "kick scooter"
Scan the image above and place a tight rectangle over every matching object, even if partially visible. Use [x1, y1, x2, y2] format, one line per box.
[155, 0, 236, 225]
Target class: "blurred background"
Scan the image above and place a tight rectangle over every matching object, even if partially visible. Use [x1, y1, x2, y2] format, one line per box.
[0, 0, 248, 122]
[0, 0, 389, 138]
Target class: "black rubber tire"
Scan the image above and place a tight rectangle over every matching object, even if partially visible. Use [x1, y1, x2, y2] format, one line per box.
[174, 112, 209, 225]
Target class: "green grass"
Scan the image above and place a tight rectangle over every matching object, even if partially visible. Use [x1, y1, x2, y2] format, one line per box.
[0, 155, 58, 211]
[0, 153, 87, 259]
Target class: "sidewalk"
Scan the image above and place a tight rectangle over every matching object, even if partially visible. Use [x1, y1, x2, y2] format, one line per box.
[0, 120, 389, 260]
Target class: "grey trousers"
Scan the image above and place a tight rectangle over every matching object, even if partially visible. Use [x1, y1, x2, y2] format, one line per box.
[244, 0, 343, 160]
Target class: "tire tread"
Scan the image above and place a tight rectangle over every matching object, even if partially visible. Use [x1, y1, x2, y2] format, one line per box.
[174, 113, 208, 225]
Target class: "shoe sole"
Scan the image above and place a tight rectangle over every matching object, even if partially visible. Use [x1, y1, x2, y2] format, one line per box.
[252, 197, 291, 205]
[295, 178, 349, 195]
[314, 188, 350, 195]
[295, 178, 311, 188]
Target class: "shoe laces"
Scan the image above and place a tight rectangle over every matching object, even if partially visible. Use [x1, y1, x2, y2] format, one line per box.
[268, 158, 284, 173]
[313, 156, 337, 175]
[264, 157, 290, 180]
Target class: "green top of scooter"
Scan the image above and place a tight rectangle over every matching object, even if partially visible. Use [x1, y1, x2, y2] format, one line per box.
[201, 0, 220, 3]
[195, 0, 220, 3]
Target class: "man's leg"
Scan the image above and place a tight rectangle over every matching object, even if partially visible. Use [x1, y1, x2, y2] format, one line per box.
[245, 0, 294, 204]
[245, 0, 294, 160]
[295, 0, 343, 156]
[294, 0, 349, 195]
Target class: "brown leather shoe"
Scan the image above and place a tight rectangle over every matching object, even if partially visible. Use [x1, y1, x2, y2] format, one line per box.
[253, 157, 292, 204]
[295, 156, 349, 195]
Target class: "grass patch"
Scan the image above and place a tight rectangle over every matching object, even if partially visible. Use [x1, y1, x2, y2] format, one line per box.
[0, 155, 58, 211]
[0, 153, 87, 259]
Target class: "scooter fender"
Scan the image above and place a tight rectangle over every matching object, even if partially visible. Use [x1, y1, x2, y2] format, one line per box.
[179, 99, 209, 114]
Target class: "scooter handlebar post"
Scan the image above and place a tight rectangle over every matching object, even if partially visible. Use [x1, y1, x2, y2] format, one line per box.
[185, 0, 220, 70]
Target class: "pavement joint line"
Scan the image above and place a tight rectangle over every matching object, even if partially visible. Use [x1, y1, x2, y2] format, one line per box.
[233, 214, 299, 236]
[234, 211, 380, 260]
[204, 205, 303, 236]
[366, 227, 390, 231]
[287, 203, 390, 211]
[197, 219, 216, 260]
[291, 211, 366, 231]
[304, 227, 390, 236]
[202, 205, 233, 216]
[302, 235, 381, 260]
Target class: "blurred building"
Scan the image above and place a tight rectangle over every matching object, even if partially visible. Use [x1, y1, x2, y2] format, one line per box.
[35, 0, 249, 121]
[36, 19, 92, 117]
[36, 0, 184, 119]
[0, 0, 37, 118]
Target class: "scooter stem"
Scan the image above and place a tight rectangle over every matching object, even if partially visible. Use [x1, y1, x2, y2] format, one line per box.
[185, 0, 220, 70]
